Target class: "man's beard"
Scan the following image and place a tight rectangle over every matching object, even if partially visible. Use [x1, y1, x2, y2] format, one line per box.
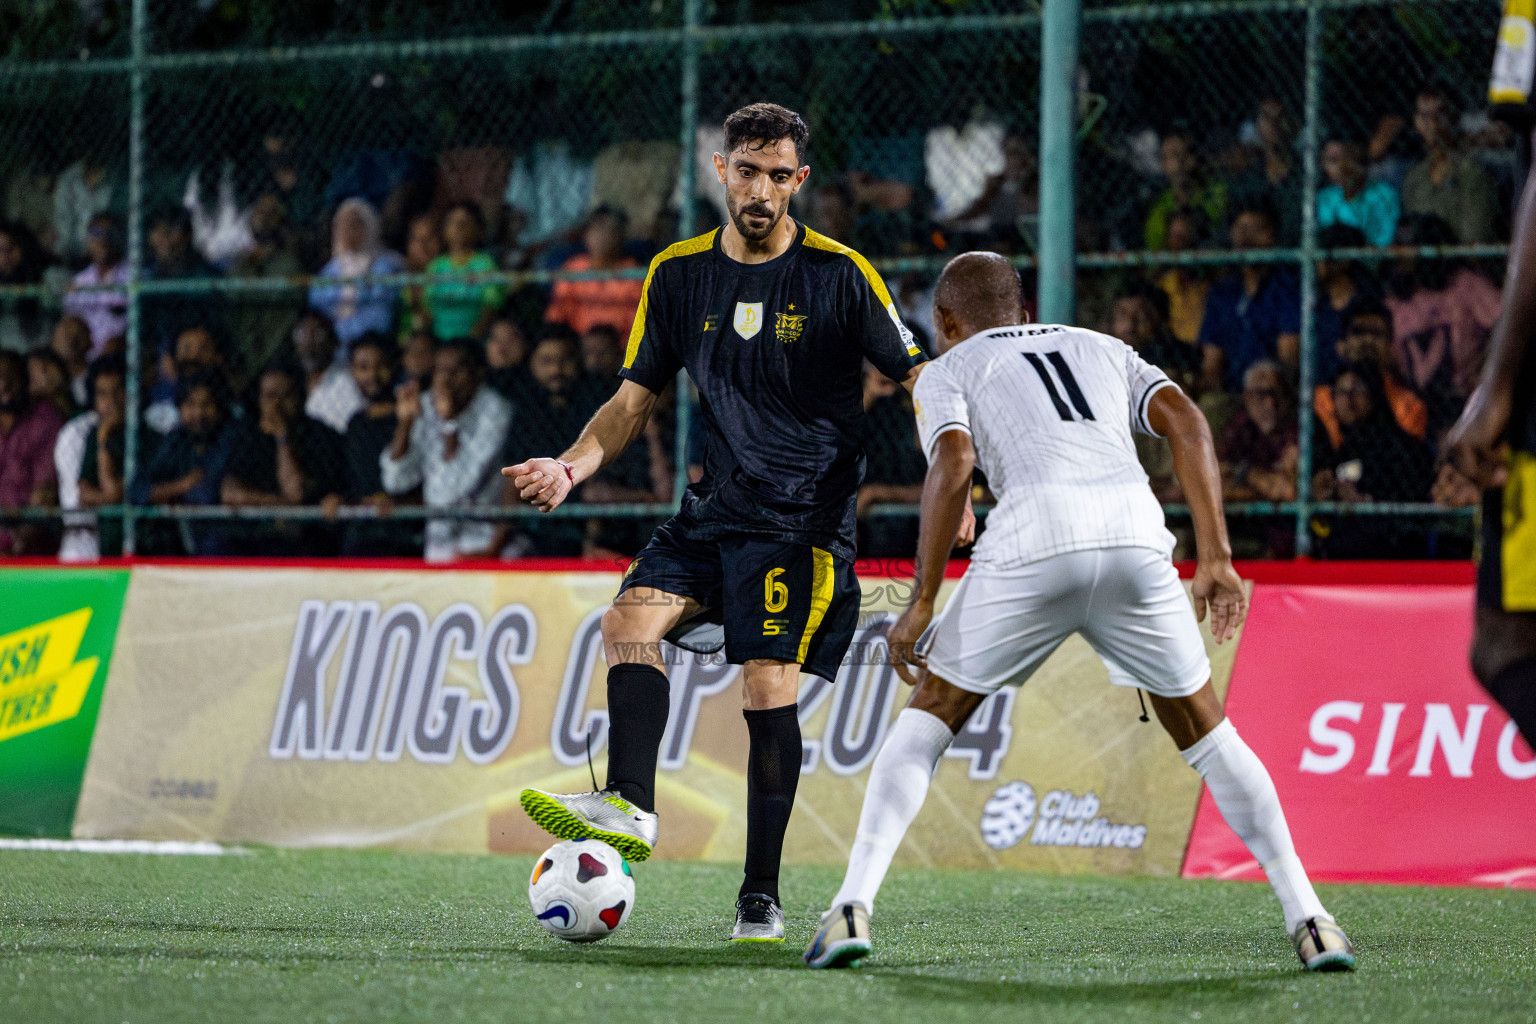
[727, 196, 782, 242]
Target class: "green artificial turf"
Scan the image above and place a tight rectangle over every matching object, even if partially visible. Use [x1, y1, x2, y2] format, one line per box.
[2, 847, 1533, 1024]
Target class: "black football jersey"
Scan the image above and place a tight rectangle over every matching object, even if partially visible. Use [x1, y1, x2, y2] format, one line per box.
[621, 223, 925, 560]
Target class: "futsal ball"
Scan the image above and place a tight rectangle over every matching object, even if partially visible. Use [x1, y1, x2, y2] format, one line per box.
[527, 838, 635, 942]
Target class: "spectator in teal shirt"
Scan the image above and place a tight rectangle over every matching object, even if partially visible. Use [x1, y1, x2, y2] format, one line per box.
[1317, 139, 1399, 247]
[423, 202, 504, 341]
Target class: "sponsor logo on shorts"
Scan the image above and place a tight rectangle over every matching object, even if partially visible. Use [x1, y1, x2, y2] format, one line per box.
[979, 780, 1147, 851]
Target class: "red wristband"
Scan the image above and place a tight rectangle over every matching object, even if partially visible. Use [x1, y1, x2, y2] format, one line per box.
[555, 460, 575, 485]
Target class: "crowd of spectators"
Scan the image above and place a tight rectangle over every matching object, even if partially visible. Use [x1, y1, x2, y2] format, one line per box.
[0, 143, 673, 561]
[0, 84, 1511, 561]
[1062, 88, 1504, 560]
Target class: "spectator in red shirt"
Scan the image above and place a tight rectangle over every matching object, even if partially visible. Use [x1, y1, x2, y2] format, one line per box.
[544, 206, 644, 336]
[0, 349, 65, 553]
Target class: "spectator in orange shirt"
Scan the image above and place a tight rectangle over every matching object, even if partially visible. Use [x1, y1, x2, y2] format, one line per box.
[544, 206, 644, 336]
[1313, 304, 1427, 451]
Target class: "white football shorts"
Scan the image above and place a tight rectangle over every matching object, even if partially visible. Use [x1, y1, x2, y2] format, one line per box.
[918, 546, 1211, 699]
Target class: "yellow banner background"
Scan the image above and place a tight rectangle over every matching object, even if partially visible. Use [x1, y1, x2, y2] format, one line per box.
[75, 566, 1240, 875]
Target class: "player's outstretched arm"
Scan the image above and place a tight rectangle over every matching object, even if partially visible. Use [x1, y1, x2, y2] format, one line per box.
[1148, 385, 1246, 644]
[888, 428, 975, 683]
[1443, 128, 1536, 493]
[501, 379, 658, 513]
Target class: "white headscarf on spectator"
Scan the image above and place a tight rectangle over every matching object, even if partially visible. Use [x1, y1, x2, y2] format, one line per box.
[331, 197, 384, 320]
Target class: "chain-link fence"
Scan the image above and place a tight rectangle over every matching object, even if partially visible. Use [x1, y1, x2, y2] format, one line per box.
[0, 0, 1507, 561]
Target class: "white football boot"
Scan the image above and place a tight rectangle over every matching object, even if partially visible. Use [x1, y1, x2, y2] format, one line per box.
[803, 902, 870, 967]
[1292, 916, 1357, 971]
[519, 788, 658, 862]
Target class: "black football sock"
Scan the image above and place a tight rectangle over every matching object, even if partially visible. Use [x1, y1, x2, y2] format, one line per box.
[603, 662, 671, 813]
[739, 703, 802, 903]
[1486, 657, 1536, 750]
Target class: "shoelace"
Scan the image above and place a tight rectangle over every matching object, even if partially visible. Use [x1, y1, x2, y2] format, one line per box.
[737, 896, 778, 924]
[585, 724, 600, 793]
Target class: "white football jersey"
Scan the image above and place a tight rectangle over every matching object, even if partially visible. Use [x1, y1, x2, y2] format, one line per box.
[913, 323, 1177, 569]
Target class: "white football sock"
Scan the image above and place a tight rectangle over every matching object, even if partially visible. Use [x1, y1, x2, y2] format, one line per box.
[830, 708, 953, 915]
[1180, 718, 1328, 933]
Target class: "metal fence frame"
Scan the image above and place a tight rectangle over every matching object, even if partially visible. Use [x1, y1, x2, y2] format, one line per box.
[0, 0, 1499, 556]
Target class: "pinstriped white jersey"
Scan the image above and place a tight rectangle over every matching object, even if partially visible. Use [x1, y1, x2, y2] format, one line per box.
[913, 323, 1177, 569]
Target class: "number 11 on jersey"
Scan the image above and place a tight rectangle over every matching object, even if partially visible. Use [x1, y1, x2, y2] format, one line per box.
[1023, 351, 1096, 422]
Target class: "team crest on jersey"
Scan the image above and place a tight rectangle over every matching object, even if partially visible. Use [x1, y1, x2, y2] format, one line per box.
[774, 312, 807, 344]
[734, 302, 763, 340]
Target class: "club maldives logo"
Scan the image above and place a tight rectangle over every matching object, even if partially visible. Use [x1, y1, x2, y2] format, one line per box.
[979, 780, 1147, 852]
[0, 608, 99, 744]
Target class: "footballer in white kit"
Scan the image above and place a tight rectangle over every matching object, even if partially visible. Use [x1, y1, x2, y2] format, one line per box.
[803, 252, 1356, 973]
[911, 318, 1209, 700]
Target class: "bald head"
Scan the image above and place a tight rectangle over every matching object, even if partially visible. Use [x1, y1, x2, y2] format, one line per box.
[932, 251, 1026, 351]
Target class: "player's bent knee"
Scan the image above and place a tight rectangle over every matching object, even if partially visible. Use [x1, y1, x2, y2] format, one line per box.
[601, 603, 670, 666]
[741, 659, 800, 711]
[600, 603, 639, 644]
[1148, 680, 1223, 750]
[907, 673, 985, 734]
[1471, 609, 1536, 685]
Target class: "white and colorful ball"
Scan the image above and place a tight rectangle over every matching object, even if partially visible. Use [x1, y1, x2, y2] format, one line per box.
[527, 838, 635, 943]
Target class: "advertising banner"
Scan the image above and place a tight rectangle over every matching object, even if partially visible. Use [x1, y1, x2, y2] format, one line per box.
[74, 565, 1241, 875]
[0, 568, 129, 836]
[1183, 584, 1536, 888]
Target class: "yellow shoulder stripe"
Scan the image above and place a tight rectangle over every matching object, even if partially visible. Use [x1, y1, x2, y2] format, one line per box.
[624, 228, 719, 370]
[803, 228, 895, 307]
[804, 228, 921, 357]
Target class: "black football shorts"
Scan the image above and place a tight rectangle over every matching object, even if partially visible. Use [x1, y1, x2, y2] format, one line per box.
[618, 516, 861, 681]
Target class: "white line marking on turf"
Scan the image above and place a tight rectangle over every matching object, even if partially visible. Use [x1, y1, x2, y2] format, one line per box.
[0, 838, 239, 855]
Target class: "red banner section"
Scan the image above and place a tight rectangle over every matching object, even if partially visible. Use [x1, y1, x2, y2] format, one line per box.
[1183, 584, 1536, 889]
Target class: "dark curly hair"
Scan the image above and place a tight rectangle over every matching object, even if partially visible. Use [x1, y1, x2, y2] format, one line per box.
[724, 102, 810, 163]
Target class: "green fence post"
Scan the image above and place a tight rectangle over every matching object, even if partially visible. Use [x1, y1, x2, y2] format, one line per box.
[678, 0, 703, 243]
[1038, 0, 1080, 325]
[121, 0, 147, 555]
[672, 0, 704, 506]
[1295, 0, 1323, 558]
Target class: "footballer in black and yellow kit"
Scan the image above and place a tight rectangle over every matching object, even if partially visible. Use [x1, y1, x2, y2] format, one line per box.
[1439, 30, 1536, 750]
[618, 220, 923, 679]
[507, 104, 953, 942]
